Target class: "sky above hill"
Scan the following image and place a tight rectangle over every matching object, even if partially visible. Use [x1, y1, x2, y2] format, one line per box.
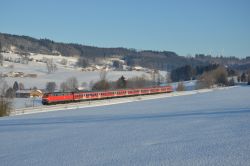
[0, 0, 249, 57]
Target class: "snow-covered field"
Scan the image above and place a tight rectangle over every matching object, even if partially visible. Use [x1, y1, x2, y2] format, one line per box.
[1, 86, 250, 166]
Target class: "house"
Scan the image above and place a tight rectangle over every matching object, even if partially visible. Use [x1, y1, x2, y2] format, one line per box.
[15, 90, 32, 98]
[16, 89, 43, 98]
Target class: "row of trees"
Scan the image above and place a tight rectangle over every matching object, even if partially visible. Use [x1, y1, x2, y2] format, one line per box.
[91, 71, 159, 91]
[45, 77, 79, 93]
[170, 64, 220, 82]
[174, 66, 244, 91]
[45, 70, 162, 93]
[196, 66, 233, 89]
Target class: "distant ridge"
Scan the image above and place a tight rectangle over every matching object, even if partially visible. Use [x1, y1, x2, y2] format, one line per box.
[0, 32, 249, 71]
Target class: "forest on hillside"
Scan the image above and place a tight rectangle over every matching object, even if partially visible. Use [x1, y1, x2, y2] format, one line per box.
[0, 33, 250, 71]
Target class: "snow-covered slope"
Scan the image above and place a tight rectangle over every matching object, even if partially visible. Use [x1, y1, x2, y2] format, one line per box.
[1, 57, 150, 90]
[0, 86, 250, 166]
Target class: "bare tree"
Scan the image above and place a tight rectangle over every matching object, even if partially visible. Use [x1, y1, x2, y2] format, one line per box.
[0, 96, 12, 117]
[99, 70, 107, 81]
[165, 73, 172, 85]
[18, 82, 25, 90]
[20, 55, 29, 64]
[0, 77, 12, 117]
[66, 77, 78, 91]
[92, 70, 110, 91]
[0, 53, 3, 66]
[60, 82, 68, 92]
[46, 82, 57, 92]
[46, 58, 57, 74]
[60, 77, 79, 92]
[0, 76, 8, 95]
[81, 82, 88, 89]
[89, 80, 94, 90]
[151, 70, 157, 86]
[156, 72, 161, 86]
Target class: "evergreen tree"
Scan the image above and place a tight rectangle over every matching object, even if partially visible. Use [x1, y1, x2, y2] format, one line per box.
[116, 76, 127, 89]
[13, 81, 19, 92]
[5, 87, 15, 98]
[241, 73, 247, 82]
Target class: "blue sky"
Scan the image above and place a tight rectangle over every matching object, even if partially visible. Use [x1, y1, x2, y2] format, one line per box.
[0, 0, 249, 57]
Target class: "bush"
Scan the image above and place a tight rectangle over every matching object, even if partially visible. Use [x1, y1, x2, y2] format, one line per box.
[92, 80, 110, 91]
[213, 67, 228, 86]
[176, 82, 185, 91]
[196, 66, 228, 89]
[60, 59, 68, 65]
[196, 72, 214, 89]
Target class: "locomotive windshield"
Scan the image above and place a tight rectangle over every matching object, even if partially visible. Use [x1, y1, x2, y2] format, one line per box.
[42, 93, 50, 97]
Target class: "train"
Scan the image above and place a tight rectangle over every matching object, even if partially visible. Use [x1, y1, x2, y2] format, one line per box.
[42, 86, 173, 105]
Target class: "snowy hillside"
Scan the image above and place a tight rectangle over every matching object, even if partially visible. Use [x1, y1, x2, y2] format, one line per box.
[0, 86, 250, 166]
[1, 53, 155, 90]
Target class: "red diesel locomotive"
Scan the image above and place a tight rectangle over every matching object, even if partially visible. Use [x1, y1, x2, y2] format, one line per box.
[42, 86, 173, 105]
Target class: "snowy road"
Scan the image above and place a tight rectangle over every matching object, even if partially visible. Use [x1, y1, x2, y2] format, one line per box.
[0, 86, 250, 166]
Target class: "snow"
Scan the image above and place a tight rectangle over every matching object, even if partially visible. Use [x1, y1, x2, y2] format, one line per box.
[0, 55, 151, 89]
[1, 86, 250, 166]
[13, 97, 42, 109]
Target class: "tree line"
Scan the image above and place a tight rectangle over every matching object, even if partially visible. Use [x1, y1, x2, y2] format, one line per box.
[2, 33, 250, 71]
[170, 64, 238, 82]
